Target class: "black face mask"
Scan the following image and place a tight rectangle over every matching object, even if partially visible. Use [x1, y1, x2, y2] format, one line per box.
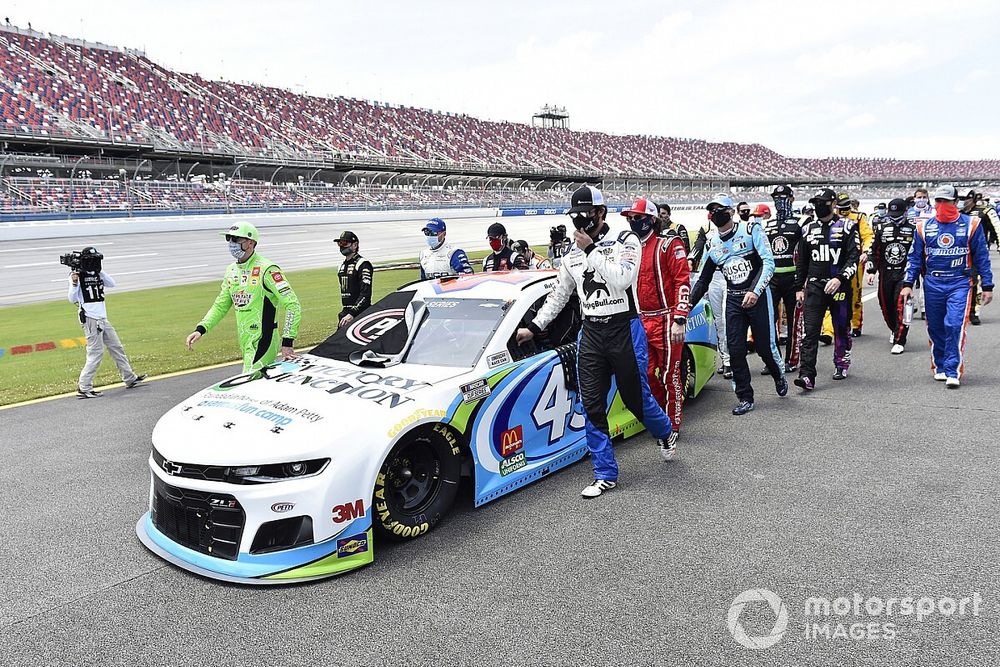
[571, 212, 597, 232]
[813, 201, 833, 218]
[711, 209, 732, 227]
[737, 209, 751, 222]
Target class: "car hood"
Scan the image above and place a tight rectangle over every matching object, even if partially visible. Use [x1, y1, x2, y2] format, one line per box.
[152, 355, 468, 465]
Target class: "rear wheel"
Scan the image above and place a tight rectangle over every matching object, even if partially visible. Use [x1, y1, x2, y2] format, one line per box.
[681, 347, 696, 399]
[373, 429, 461, 541]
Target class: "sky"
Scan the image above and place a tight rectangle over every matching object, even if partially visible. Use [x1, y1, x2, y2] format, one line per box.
[3, 0, 998, 160]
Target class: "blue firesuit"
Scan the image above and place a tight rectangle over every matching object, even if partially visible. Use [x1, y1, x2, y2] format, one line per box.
[903, 213, 994, 379]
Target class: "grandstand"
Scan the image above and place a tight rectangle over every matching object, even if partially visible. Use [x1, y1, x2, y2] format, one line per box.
[1, 23, 999, 219]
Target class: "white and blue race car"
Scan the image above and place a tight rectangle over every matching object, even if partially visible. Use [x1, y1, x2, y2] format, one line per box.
[137, 271, 716, 583]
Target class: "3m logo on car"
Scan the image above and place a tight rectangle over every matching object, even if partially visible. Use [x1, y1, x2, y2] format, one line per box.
[332, 499, 365, 523]
[500, 425, 523, 457]
[337, 533, 369, 558]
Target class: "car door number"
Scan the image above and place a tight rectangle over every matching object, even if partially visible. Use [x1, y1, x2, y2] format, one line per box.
[531, 367, 585, 444]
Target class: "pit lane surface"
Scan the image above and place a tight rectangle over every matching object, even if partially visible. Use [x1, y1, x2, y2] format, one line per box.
[2, 295, 998, 666]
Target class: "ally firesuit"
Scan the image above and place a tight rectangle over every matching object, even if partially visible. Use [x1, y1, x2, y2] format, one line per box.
[902, 213, 994, 379]
[763, 213, 804, 367]
[637, 229, 691, 431]
[196, 253, 302, 373]
[689, 222, 783, 403]
[528, 218, 672, 481]
[823, 209, 871, 336]
[795, 217, 860, 381]
[868, 216, 915, 346]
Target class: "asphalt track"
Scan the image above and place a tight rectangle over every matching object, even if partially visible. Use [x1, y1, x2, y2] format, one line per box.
[2, 295, 999, 666]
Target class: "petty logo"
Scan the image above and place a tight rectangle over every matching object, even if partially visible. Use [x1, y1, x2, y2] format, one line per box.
[937, 233, 955, 249]
[346, 308, 405, 345]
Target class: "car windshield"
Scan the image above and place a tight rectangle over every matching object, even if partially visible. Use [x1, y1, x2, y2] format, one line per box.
[404, 298, 507, 367]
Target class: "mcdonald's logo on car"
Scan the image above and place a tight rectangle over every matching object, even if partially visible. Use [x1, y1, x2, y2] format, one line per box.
[500, 425, 524, 457]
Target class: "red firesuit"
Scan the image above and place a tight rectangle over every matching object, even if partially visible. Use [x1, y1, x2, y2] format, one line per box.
[638, 230, 691, 430]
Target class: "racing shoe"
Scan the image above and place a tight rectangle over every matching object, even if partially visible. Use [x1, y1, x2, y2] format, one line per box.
[722, 364, 733, 379]
[582, 479, 617, 498]
[833, 368, 848, 380]
[933, 372, 946, 382]
[126, 374, 148, 389]
[819, 334, 833, 346]
[851, 328, 862, 337]
[970, 313, 981, 325]
[717, 365, 726, 375]
[946, 377, 960, 388]
[732, 401, 755, 416]
[76, 389, 103, 399]
[760, 366, 772, 376]
[659, 431, 678, 461]
[890, 344, 905, 355]
[784, 363, 797, 374]
[775, 376, 788, 397]
[794, 376, 814, 391]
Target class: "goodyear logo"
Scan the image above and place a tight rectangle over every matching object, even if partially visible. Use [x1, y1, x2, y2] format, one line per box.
[337, 533, 369, 558]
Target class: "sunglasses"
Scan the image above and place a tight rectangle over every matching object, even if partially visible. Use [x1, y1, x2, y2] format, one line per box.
[337, 240, 355, 247]
[225, 235, 246, 243]
[422, 229, 438, 237]
[569, 211, 594, 221]
[626, 214, 650, 223]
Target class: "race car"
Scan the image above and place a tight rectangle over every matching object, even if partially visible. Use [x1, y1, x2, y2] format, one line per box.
[136, 271, 716, 583]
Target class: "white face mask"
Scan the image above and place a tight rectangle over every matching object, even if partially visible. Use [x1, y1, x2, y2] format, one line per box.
[228, 241, 246, 259]
[914, 197, 928, 209]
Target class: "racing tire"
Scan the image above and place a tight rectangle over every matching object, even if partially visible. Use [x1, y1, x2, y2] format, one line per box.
[373, 429, 461, 542]
[681, 347, 696, 399]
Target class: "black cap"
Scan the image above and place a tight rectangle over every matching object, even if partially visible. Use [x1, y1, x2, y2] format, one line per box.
[959, 188, 977, 199]
[337, 230, 359, 244]
[835, 192, 852, 208]
[887, 198, 907, 216]
[569, 185, 605, 213]
[809, 188, 837, 204]
[771, 184, 794, 198]
[81, 246, 101, 256]
[513, 239, 529, 253]
[487, 222, 507, 237]
[875, 202, 887, 210]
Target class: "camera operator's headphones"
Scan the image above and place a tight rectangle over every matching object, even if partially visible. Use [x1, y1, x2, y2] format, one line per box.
[80, 247, 104, 272]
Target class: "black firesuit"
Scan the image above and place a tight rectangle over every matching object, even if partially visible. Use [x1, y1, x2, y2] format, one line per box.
[482, 246, 528, 272]
[763, 213, 804, 366]
[338, 254, 373, 321]
[868, 215, 916, 346]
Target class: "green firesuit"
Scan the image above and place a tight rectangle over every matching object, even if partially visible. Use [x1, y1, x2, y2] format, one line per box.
[195, 253, 301, 372]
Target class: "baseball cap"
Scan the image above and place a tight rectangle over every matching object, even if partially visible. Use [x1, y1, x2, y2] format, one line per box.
[621, 197, 658, 217]
[513, 239, 529, 254]
[835, 192, 852, 208]
[887, 198, 907, 217]
[932, 185, 958, 201]
[569, 185, 605, 213]
[809, 188, 837, 204]
[487, 222, 508, 237]
[752, 203, 772, 217]
[422, 217, 446, 234]
[337, 230, 359, 244]
[219, 220, 259, 241]
[706, 194, 735, 210]
[771, 184, 794, 198]
[958, 188, 977, 200]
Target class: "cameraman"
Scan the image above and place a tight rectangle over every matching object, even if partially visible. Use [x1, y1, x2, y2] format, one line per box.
[67, 247, 145, 398]
[547, 224, 572, 268]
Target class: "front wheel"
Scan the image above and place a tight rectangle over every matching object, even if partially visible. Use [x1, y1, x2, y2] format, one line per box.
[373, 430, 461, 541]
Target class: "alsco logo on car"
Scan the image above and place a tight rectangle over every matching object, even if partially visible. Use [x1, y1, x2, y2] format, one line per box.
[337, 533, 369, 558]
[499, 452, 526, 476]
[500, 425, 524, 457]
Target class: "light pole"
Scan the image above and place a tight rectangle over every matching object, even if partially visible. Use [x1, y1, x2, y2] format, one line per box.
[69, 156, 87, 220]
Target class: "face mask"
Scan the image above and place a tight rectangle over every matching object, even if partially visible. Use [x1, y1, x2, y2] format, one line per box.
[629, 215, 654, 237]
[426, 236, 441, 249]
[737, 210, 750, 221]
[489, 238, 504, 252]
[914, 197, 928, 209]
[935, 201, 960, 223]
[875, 208, 886, 216]
[228, 241, 245, 259]
[813, 201, 833, 218]
[751, 216, 763, 225]
[571, 212, 597, 232]
[339, 245, 353, 257]
[774, 198, 793, 221]
[710, 209, 732, 227]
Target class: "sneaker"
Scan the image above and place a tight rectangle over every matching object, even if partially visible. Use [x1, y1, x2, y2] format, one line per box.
[581, 479, 617, 498]
[722, 365, 733, 379]
[659, 432, 678, 461]
[775, 376, 788, 397]
[126, 374, 147, 389]
[784, 363, 797, 373]
[76, 389, 103, 399]
[794, 376, 814, 391]
[933, 372, 946, 381]
[970, 314, 981, 325]
[851, 328, 862, 337]
[946, 377, 960, 388]
[732, 401, 755, 416]
[760, 366, 772, 376]
[819, 334, 833, 346]
[890, 344, 904, 355]
[716, 366, 725, 375]
[833, 368, 848, 380]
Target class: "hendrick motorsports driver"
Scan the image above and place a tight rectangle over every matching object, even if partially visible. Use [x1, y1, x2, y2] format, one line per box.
[516, 185, 673, 498]
[185, 221, 301, 372]
[419, 217, 474, 279]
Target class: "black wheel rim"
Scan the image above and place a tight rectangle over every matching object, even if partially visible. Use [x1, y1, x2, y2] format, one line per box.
[384, 441, 441, 514]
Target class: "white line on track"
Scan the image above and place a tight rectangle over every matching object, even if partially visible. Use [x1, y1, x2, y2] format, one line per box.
[0, 243, 116, 253]
[4, 252, 159, 269]
[109, 264, 209, 276]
